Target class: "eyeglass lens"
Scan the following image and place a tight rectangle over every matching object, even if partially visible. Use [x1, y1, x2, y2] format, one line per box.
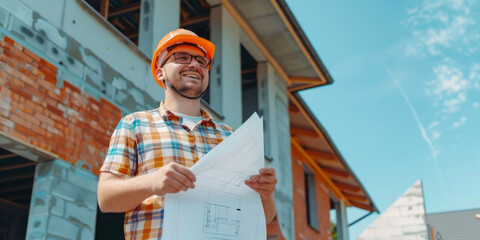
[174, 52, 210, 68]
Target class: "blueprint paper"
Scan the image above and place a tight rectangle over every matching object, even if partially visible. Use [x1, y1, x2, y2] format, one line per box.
[162, 113, 266, 240]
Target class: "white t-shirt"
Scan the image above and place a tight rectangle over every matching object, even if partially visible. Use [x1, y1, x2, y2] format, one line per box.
[172, 112, 204, 130]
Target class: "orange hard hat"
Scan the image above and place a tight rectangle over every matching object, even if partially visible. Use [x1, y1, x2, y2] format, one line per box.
[151, 29, 215, 88]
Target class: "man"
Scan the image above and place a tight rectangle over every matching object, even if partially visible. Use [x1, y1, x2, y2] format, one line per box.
[97, 29, 277, 239]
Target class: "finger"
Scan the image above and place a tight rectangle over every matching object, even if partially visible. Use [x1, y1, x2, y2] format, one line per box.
[248, 187, 268, 195]
[167, 169, 195, 189]
[246, 184, 272, 197]
[172, 163, 197, 183]
[244, 180, 275, 191]
[165, 177, 190, 192]
[259, 167, 275, 176]
[249, 175, 277, 184]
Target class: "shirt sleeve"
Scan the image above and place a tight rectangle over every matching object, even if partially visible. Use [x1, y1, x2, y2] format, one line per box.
[100, 116, 137, 177]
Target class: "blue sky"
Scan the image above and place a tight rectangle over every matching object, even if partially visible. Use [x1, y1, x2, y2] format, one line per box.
[286, 0, 480, 238]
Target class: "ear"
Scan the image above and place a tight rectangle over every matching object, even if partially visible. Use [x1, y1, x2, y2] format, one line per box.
[155, 67, 164, 81]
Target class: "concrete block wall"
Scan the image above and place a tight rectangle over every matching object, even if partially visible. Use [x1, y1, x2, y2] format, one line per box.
[26, 160, 98, 240]
[0, 35, 121, 173]
[0, 1, 301, 239]
[258, 62, 295, 239]
[210, 5, 243, 128]
[0, 0, 160, 116]
[358, 180, 428, 240]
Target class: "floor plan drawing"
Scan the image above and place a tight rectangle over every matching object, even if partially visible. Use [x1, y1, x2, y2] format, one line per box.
[203, 203, 241, 240]
[162, 114, 266, 239]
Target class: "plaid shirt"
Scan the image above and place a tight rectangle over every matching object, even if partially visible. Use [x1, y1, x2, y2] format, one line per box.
[100, 102, 233, 239]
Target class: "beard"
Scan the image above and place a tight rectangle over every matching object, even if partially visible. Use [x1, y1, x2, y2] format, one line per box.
[176, 80, 205, 97]
[165, 69, 209, 99]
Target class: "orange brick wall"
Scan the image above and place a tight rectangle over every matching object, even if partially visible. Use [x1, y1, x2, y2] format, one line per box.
[291, 146, 333, 240]
[267, 215, 286, 239]
[0, 35, 121, 174]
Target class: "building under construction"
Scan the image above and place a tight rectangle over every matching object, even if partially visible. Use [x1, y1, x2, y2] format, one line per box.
[0, 0, 376, 239]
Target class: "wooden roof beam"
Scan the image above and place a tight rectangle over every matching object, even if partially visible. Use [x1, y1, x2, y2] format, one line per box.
[108, 3, 141, 18]
[343, 193, 368, 202]
[0, 198, 28, 209]
[126, 33, 139, 39]
[182, 0, 199, 16]
[305, 148, 335, 161]
[100, 0, 110, 18]
[0, 162, 36, 172]
[290, 126, 318, 138]
[321, 167, 349, 178]
[291, 137, 351, 206]
[180, 8, 189, 20]
[241, 67, 257, 75]
[0, 153, 17, 160]
[289, 104, 300, 114]
[0, 173, 35, 183]
[290, 77, 322, 84]
[350, 201, 374, 212]
[181, 14, 209, 27]
[288, 82, 322, 92]
[333, 181, 362, 192]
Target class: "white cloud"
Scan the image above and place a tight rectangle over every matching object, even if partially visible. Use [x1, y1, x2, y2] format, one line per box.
[427, 60, 470, 113]
[443, 93, 466, 113]
[474, 102, 479, 108]
[405, 0, 479, 56]
[469, 63, 480, 81]
[432, 63, 467, 94]
[428, 121, 440, 129]
[406, 7, 418, 15]
[453, 116, 466, 127]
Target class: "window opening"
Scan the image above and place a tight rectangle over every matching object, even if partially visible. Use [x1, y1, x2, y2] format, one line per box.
[95, 209, 125, 239]
[241, 45, 258, 122]
[330, 197, 338, 240]
[85, 0, 141, 45]
[304, 167, 319, 231]
[0, 148, 36, 239]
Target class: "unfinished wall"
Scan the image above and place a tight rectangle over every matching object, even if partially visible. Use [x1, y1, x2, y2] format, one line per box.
[26, 160, 98, 239]
[0, 2, 128, 237]
[0, 0, 160, 115]
[291, 147, 333, 240]
[258, 62, 294, 239]
[0, 35, 121, 173]
[210, 5, 243, 128]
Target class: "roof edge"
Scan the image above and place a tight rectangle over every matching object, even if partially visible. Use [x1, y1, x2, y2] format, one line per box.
[275, 0, 334, 85]
[292, 92, 378, 213]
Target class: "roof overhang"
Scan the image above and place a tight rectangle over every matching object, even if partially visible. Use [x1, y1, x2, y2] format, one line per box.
[215, 0, 376, 212]
[218, 0, 334, 91]
[289, 93, 378, 213]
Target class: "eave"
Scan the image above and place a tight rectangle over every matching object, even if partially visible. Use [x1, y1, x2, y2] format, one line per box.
[220, 0, 334, 91]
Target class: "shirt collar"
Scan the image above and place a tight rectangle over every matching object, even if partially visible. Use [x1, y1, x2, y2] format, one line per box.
[158, 101, 217, 129]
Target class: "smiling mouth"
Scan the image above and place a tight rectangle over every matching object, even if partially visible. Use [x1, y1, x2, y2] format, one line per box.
[183, 74, 200, 79]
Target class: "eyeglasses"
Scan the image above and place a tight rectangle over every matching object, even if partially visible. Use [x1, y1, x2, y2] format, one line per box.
[167, 52, 212, 69]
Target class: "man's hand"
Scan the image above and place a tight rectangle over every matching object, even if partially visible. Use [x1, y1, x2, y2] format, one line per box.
[244, 167, 277, 200]
[244, 167, 278, 223]
[98, 162, 196, 213]
[149, 162, 196, 196]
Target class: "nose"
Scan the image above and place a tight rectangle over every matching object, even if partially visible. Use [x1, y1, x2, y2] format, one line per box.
[188, 57, 201, 68]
